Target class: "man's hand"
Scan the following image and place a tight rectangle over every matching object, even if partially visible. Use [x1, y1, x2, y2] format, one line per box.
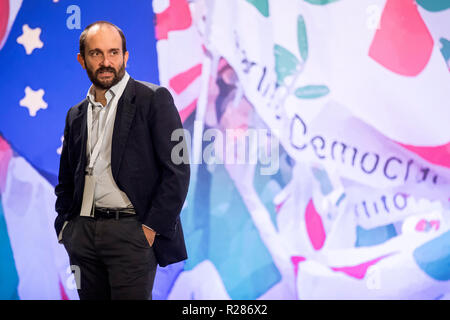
[142, 225, 156, 247]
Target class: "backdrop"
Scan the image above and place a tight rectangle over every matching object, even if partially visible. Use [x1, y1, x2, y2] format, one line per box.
[0, 0, 449, 300]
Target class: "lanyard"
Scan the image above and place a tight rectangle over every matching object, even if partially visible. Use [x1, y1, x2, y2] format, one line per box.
[86, 95, 117, 175]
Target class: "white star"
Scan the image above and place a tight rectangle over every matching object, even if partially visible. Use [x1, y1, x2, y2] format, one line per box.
[19, 86, 48, 117]
[16, 24, 44, 55]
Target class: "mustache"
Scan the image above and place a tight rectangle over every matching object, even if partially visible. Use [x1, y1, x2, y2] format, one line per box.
[95, 67, 117, 76]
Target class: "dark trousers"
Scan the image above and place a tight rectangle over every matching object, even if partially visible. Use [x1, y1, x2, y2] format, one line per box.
[62, 215, 157, 300]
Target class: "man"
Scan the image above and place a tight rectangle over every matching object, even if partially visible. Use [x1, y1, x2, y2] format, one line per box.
[54, 21, 190, 300]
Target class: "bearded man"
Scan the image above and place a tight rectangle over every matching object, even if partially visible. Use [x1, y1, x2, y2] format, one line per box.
[54, 21, 190, 300]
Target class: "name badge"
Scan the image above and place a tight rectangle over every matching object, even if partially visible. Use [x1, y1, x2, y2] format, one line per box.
[80, 174, 95, 217]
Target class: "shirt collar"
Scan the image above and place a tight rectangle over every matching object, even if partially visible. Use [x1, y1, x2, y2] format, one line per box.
[86, 71, 130, 107]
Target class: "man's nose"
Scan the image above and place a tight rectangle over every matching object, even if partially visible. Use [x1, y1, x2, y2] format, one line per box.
[100, 56, 112, 67]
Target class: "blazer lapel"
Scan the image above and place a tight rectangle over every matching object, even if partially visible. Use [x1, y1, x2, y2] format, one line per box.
[74, 99, 89, 173]
[111, 78, 137, 180]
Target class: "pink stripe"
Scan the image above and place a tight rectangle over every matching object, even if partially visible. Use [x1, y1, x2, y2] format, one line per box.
[330, 253, 396, 279]
[291, 256, 307, 277]
[275, 195, 290, 214]
[169, 63, 202, 94]
[0, 135, 12, 193]
[179, 99, 197, 123]
[398, 142, 450, 169]
[0, 0, 9, 46]
[304, 199, 326, 251]
[415, 219, 440, 232]
[429, 220, 440, 230]
[155, 0, 192, 40]
[368, 0, 433, 76]
[59, 278, 69, 300]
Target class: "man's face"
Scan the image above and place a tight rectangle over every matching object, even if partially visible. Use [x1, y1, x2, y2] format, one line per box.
[77, 25, 129, 90]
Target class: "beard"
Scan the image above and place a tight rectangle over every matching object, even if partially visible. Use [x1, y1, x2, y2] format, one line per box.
[86, 60, 125, 90]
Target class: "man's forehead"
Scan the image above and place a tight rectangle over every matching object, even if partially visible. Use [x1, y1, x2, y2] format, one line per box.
[85, 24, 122, 48]
[87, 23, 118, 35]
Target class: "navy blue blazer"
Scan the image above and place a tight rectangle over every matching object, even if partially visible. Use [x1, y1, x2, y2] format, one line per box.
[54, 77, 190, 267]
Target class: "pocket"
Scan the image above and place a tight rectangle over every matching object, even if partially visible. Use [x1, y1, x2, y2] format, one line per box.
[137, 222, 152, 249]
[61, 221, 71, 242]
[62, 216, 77, 243]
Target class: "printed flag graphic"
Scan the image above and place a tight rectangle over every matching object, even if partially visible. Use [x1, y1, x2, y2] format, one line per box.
[0, 0, 449, 300]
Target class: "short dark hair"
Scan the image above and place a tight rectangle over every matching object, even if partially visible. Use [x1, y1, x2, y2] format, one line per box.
[79, 21, 127, 58]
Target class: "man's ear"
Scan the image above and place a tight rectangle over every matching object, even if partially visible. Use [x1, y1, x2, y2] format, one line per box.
[124, 51, 129, 67]
[77, 53, 86, 69]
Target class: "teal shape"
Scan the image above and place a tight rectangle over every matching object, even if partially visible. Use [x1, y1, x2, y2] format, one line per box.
[183, 164, 281, 299]
[0, 200, 20, 299]
[336, 193, 346, 206]
[297, 15, 308, 61]
[304, 0, 340, 5]
[246, 0, 269, 17]
[416, 0, 450, 12]
[229, 261, 280, 299]
[274, 44, 299, 85]
[295, 85, 330, 99]
[311, 167, 333, 195]
[413, 230, 450, 281]
[355, 224, 397, 247]
[253, 162, 281, 232]
[439, 38, 450, 62]
[182, 164, 211, 267]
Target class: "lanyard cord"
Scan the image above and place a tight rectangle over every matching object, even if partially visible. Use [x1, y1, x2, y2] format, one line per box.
[86, 95, 117, 175]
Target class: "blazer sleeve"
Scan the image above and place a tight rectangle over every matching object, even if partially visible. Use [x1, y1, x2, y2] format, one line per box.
[54, 110, 75, 236]
[144, 87, 190, 239]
